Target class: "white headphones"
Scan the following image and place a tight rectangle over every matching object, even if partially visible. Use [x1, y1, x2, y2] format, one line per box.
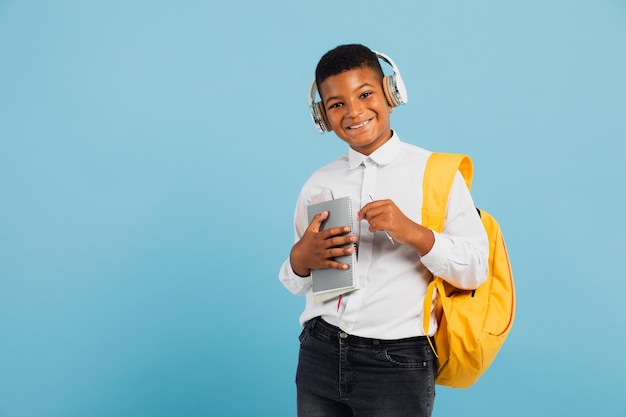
[308, 50, 408, 134]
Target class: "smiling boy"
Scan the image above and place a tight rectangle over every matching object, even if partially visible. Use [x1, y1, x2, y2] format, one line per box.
[279, 44, 489, 417]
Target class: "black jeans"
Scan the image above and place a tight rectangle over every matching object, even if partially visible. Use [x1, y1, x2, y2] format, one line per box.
[296, 317, 437, 417]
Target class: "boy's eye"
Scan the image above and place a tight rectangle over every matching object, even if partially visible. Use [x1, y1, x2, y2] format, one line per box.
[328, 102, 342, 109]
[360, 91, 372, 99]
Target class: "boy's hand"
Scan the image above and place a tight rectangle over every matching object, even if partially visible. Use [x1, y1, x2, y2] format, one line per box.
[358, 199, 434, 256]
[290, 211, 358, 277]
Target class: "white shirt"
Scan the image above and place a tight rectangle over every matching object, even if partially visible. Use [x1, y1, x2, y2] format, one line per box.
[279, 133, 488, 339]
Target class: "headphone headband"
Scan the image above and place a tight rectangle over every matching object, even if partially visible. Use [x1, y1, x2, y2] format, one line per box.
[308, 50, 408, 134]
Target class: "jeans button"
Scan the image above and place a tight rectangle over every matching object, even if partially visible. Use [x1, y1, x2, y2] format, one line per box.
[339, 331, 348, 339]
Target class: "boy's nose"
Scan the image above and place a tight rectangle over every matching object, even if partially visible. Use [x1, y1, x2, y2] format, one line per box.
[346, 100, 364, 117]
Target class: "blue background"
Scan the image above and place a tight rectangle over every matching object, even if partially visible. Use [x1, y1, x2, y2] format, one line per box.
[1, 1, 625, 416]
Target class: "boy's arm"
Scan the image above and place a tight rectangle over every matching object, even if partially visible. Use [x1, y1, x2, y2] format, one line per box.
[279, 203, 359, 296]
[357, 200, 435, 256]
[358, 171, 488, 290]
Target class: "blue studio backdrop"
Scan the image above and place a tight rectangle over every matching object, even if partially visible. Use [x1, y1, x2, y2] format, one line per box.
[1, 1, 625, 416]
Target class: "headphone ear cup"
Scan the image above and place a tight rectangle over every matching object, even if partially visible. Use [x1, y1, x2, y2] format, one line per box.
[310, 100, 332, 133]
[316, 102, 332, 132]
[309, 79, 332, 134]
[383, 75, 400, 107]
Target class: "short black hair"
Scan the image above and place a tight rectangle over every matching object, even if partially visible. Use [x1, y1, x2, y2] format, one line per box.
[315, 44, 384, 90]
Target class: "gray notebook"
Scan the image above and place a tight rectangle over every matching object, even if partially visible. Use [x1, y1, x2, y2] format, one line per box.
[307, 196, 360, 303]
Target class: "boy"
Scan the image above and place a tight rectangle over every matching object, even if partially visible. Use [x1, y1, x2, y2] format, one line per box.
[278, 44, 488, 417]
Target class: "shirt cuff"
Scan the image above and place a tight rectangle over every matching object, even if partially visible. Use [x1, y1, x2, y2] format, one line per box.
[279, 259, 312, 295]
[419, 231, 455, 275]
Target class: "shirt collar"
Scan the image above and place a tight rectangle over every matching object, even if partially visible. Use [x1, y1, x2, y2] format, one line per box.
[348, 131, 401, 169]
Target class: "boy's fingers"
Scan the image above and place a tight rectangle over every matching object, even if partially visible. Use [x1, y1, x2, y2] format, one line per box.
[330, 235, 357, 247]
[308, 211, 352, 237]
[307, 211, 329, 233]
[358, 203, 378, 221]
[323, 226, 352, 238]
[324, 259, 351, 270]
[357, 204, 368, 220]
[359, 201, 388, 220]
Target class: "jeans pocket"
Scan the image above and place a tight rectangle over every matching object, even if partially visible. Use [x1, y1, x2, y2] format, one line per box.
[382, 344, 433, 369]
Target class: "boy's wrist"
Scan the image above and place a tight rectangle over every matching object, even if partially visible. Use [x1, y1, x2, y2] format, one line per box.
[291, 262, 311, 277]
[290, 248, 311, 277]
[407, 224, 435, 257]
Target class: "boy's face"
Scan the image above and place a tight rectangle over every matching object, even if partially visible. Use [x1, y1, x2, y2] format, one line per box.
[319, 67, 393, 155]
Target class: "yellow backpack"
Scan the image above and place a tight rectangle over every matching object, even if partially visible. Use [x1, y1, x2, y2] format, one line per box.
[421, 152, 515, 388]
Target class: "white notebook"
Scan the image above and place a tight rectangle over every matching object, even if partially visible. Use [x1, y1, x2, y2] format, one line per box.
[307, 196, 360, 303]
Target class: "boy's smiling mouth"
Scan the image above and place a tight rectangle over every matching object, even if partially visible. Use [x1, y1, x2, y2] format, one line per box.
[347, 119, 372, 130]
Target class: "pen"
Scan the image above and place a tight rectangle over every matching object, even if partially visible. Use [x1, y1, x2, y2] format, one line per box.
[367, 194, 395, 245]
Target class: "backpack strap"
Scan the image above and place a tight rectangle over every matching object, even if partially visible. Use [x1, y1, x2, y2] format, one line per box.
[421, 153, 473, 233]
[421, 152, 473, 351]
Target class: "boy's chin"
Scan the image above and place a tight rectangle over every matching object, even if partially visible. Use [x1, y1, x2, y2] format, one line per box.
[337, 131, 392, 153]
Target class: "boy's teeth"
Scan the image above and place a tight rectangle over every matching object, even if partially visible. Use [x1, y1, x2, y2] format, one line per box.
[350, 120, 368, 129]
